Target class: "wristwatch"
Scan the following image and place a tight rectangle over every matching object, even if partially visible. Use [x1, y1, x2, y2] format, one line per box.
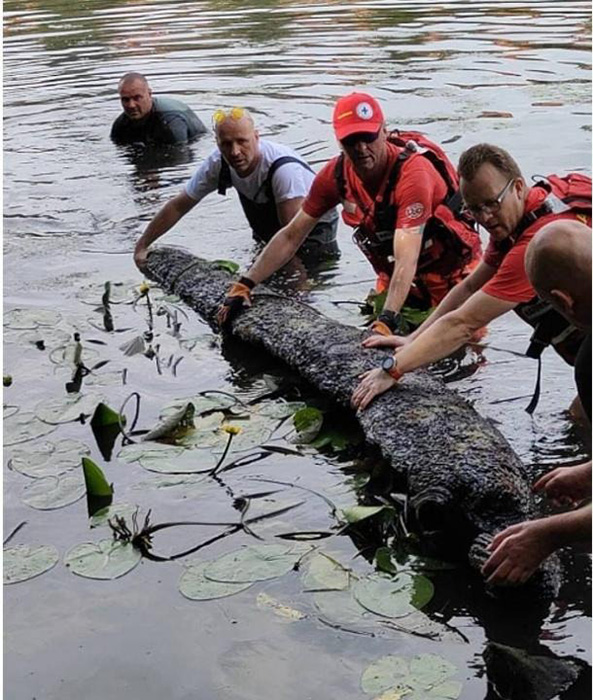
[381, 355, 403, 381]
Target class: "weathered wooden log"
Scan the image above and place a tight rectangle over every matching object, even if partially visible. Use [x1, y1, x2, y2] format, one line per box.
[145, 247, 542, 565]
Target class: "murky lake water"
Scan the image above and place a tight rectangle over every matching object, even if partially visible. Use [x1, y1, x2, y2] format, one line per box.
[3, 1, 591, 698]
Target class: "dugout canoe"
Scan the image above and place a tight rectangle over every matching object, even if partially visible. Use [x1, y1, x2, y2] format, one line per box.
[144, 247, 547, 573]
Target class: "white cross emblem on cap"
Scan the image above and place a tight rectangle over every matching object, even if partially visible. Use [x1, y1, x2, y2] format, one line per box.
[356, 102, 374, 120]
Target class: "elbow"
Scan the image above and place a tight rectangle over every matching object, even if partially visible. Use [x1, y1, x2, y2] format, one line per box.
[447, 311, 478, 343]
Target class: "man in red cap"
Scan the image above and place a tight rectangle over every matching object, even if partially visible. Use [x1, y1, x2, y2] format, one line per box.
[218, 92, 481, 332]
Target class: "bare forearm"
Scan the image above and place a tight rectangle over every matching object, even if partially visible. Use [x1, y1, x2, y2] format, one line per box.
[384, 258, 417, 314]
[396, 312, 474, 373]
[246, 211, 316, 284]
[546, 504, 592, 549]
[245, 229, 300, 283]
[409, 278, 475, 339]
[137, 198, 193, 250]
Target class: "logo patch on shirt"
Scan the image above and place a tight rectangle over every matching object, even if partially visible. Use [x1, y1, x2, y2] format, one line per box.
[404, 202, 425, 220]
[342, 199, 357, 214]
[355, 102, 373, 120]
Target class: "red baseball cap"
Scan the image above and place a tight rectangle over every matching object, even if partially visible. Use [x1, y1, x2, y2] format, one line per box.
[332, 92, 384, 141]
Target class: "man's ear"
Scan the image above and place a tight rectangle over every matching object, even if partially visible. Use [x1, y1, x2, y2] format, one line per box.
[550, 288, 574, 315]
[514, 176, 526, 200]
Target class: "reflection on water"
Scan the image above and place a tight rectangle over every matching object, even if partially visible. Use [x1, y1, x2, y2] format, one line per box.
[3, 1, 591, 699]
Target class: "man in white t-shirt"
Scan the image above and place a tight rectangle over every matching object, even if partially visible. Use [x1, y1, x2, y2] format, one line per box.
[134, 108, 339, 269]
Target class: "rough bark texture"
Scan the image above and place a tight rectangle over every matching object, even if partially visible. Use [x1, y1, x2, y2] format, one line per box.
[145, 247, 542, 559]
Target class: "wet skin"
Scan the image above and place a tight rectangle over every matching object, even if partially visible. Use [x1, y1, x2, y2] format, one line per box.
[460, 162, 526, 242]
[216, 117, 261, 177]
[119, 78, 153, 120]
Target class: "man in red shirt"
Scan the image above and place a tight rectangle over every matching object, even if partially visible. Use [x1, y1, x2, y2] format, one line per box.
[218, 92, 481, 333]
[352, 143, 591, 410]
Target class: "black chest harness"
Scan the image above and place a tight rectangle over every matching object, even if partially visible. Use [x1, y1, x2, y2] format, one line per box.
[217, 155, 314, 243]
[498, 181, 591, 412]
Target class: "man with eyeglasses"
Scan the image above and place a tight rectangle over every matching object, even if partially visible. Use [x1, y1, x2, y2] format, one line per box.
[111, 73, 207, 146]
[352, 143, 591, 411]
[134, 108, 339, 269]
[218, 92, 481, 329]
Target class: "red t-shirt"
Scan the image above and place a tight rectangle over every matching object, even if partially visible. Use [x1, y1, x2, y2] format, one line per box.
[482, 186, 587, 303]
[302, 142, 448, 231]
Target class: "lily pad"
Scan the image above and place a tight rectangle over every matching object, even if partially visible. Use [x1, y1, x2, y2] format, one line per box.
[4, 411, 57, 446]
[255, 401, 306, 419]
[4, 308, 63, 330]
[64, 540, 141, 580]
[179, 560, 253, 601]
[35, 394, 101, 425]
[303, 552, 350, 591]
[90, 503, 139, 528]
[117, 442, 185, 464]
[313, 589, 375, 628]
[8, 438, 90, 478]
[22, 472, 85, 510]
[139, 448, 217, 474]
[204, 543, 306, 584]
[353, 572, 434, 619]
[3, 544, 60, 584]
[341, 505, 391, 524]
[361, 654, 462, 699]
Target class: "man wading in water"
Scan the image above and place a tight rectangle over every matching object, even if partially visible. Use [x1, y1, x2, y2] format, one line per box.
[352, 143, 591, 411]
[217, 92, 481, 331]
[111, 73, 207, 146]
[134, 108, 339, 268]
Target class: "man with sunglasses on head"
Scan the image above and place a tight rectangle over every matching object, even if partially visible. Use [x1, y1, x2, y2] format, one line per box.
[134, 108, 339, 269]
[218, 92, 481, 329]
[352, 143, 591, 411]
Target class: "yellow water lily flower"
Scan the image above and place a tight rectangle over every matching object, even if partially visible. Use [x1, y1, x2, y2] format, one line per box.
[222, 424, 242, 435]
[139, 281, 150, 295]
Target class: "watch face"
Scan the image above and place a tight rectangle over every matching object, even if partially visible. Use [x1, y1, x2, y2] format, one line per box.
[381, 356, 395, 372]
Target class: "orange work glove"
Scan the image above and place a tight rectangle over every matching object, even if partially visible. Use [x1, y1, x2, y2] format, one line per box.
[370, 310, 402, 336]
[217, 277, 254, 329]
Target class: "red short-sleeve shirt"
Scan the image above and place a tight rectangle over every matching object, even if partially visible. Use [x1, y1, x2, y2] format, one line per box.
[302, 143, 447, 231]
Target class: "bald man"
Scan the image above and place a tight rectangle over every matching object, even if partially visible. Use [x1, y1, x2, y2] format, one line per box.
[111, 72, 206, 146]
[134, 108, 338, 268]
[482, 220, 591, 586]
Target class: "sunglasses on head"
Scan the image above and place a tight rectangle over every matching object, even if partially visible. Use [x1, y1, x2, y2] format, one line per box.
[212, 107, 246, 127]
[340, 130, 380, 148]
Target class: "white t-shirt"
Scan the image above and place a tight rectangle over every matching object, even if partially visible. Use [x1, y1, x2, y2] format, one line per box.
[185, 139, 337, 223]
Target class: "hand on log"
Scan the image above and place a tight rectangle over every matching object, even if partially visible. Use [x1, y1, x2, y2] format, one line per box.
[217, 277, 254, 329]
[134, 244, 150, 270]
[351, 367, 398, 411]
[362, 333, 409, 350]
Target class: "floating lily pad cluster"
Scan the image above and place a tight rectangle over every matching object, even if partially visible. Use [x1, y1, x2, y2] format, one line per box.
[361, 653, 463, 700]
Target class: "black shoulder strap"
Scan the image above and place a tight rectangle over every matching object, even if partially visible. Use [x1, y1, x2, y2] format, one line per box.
[374, 149, 411, 231]
[217, 157, 233, 195]
[335, 154, 346, 200]
[261, 156, 314, 201]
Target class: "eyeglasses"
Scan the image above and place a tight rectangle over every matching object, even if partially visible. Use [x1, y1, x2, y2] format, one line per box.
[340, 130, 380, 148]
[462, 178, 515, 219]
[212, 107, 245, 126]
